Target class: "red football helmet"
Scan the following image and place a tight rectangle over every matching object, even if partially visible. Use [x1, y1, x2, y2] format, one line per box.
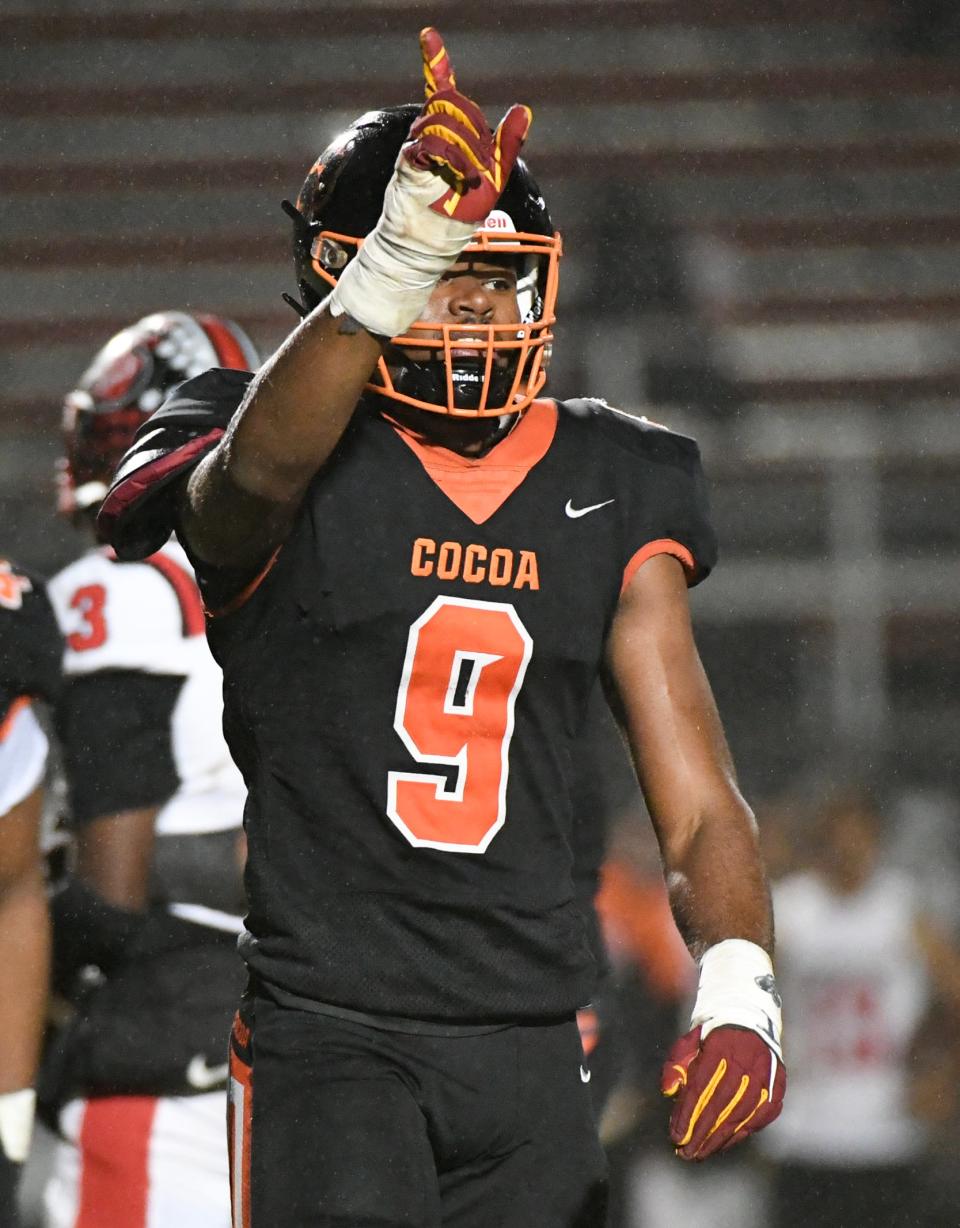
[58, 311, 259, 517]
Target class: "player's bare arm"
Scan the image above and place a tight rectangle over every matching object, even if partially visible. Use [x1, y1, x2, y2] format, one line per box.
[180, 27, 531, 570]
[606, 553, 784, 1161]
[180, 311, 384, 568]
[0, 788, 49, 1093]
[0, 786, 49, 1219]
[75, 807, 158, 911]
[605, 553, 770, 954]
[914, 915, 960, 1015]
[49, 802, 166, 989]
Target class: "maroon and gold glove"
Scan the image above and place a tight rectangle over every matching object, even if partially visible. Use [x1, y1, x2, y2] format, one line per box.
[661, 1023, 785, 1161]
[328, 27, 532, 337]
[661, 939, 785, 1161]
[404, 27, 531, 223]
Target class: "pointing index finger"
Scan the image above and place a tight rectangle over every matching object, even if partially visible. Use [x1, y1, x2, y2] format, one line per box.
[420, 26, 456, 98]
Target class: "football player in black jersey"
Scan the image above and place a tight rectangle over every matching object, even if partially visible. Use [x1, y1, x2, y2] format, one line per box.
[101, 29, 785, 1227]
[0, 558, 62, 1225]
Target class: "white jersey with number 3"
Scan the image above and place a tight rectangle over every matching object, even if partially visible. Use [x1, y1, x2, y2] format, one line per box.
[48, 540, 244, 836]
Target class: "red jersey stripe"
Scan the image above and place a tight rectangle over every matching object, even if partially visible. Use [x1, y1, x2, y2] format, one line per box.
[198, 314, 251, 372]
[144, 551, 206, 636]
[75, 1096, 158, 1228]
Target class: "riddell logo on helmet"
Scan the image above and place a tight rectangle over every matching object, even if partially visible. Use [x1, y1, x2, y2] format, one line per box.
[482, 210, 515, 232]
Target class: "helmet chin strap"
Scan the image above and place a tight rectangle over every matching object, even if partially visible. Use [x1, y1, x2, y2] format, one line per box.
[381, 349, 523, 416]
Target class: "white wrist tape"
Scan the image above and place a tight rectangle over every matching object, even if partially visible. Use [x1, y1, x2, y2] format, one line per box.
[691, 939, 783, 1060]
[329, 152, 476, 338]
[0, 1088, 35, 1164]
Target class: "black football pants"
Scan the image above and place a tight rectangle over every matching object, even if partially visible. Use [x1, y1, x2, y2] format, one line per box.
[228, 986, 608, 1227]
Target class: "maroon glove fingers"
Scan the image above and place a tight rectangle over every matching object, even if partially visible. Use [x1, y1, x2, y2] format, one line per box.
[406, 27, 532, 224]
[406, 99, 492, 187]
[661, 1025, 786, 1162]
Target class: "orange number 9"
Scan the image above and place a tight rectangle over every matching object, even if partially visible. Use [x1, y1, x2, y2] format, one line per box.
[388, 595, 532, 852]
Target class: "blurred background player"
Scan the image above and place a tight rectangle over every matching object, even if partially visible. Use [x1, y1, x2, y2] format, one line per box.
[40, 312, 258, 1228]
[758, 785, 960, 1228]
[0, 558, 62, 1227]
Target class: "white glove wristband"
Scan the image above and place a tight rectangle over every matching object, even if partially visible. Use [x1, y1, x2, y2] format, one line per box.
[329, 153, 477, 338]
[690, 939, 783, 1060]
[0, 1088, 35, 1164]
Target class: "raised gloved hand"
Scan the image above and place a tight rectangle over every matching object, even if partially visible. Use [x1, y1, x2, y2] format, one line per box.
[328, 27, 532, 338]
[404, 27, 531, 224]
[661, 940, 785, 1161]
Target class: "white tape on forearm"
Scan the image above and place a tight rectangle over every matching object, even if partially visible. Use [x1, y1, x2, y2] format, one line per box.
[329, 155, 476, 338]
[691, 939, 783, 1058]
[0, 1088, 35, 1164]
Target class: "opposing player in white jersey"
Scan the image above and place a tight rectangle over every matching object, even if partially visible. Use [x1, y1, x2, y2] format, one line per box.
[760, 788, 960, 1226]
[0, 558, 62, 1226]
[42, 312, 259, 1228]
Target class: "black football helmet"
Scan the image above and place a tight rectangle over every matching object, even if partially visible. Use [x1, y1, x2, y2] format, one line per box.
[285, 104, 562, 418]
[58, 311, 259, 518]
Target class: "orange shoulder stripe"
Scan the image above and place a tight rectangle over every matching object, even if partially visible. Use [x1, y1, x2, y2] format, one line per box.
[0, 696, 30, 743]
[621, 538, 695, 595]
[204, 547, 281, 620]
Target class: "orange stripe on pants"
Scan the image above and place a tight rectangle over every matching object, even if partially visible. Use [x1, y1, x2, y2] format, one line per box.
[228, 1042, 253, 1228]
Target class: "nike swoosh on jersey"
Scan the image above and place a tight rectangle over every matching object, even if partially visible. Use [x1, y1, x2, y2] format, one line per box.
[186, 1055, 230, 1090]
[564, 499, 615, 519]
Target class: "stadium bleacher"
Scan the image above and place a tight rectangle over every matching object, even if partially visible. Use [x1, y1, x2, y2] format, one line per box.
[2, 0, 958, 792]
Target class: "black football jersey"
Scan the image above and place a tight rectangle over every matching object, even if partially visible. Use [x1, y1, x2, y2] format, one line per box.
[168, 372, 716, 1023]
[569, 685, 640, 972]
[0, 557, 62, 722]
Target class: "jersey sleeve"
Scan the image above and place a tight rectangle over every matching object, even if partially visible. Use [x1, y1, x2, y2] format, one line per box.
[0, 703, 48, 817]
[98, 367, 253, 560]
[57, 671, 184, 825]
[611, 412, 717, 592]
[0, 560, 63, 722]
